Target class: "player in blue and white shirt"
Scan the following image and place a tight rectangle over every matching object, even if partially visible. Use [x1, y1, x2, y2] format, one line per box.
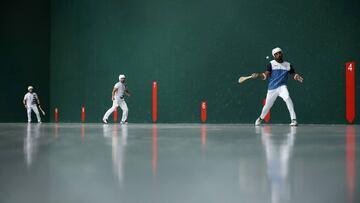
[252, 47, 303, 126]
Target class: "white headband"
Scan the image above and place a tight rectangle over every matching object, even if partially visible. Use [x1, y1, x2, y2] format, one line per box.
[272, 47, 282, 57]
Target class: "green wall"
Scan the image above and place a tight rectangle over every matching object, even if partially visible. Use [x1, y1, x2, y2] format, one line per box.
[0, 0, 50, 122]
[2, 1, 359, 123]
[50, 0, 360, 123]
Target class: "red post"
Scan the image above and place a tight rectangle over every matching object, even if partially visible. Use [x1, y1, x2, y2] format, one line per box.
[263, 99, 270, 122]
[346, 62, 355, 123]
[113, 107, 118, 122]
[201, 101, 207, 123]
[81, 106, 85, 123]
[55, 108, 58, 123]
[152, 81, 158, 123]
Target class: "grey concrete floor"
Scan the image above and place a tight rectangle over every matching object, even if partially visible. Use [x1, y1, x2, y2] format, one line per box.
[0, 123, 359, 203]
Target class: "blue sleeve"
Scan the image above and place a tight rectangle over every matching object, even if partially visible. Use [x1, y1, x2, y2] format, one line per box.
[267, 63, 272, 73]
[289, 65, 295, 75]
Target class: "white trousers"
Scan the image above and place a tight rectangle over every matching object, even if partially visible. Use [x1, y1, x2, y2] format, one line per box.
[259, 85, 296, 120]
[103, 99, 128, 122]
[27, 104, 41, 122]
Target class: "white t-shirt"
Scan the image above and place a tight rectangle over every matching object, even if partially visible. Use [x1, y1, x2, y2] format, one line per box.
[24, 92, 38, 106]
[114, 82, 127, 101]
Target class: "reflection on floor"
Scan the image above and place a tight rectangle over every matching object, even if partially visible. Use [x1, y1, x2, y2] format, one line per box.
[259, 126, 295, 203]
[0, 123, 359, 203]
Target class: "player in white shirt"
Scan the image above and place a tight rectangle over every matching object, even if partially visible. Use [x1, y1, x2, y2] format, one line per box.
[23, 86, 42, 123]
[251, 47, 303, 126]
[103, 74, 130, 124]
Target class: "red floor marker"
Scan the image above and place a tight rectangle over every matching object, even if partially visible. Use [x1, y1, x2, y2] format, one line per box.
[263, 99, 270, 122]
[55, 108, 58, 123]
[346, 62, 355, 123]
[201, 101, 207, 123]
[152, 81, 158, 123]
[114, 107, 118, 122]
[81, 106, 85, 123]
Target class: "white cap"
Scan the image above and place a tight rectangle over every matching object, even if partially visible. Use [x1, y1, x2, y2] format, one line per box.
[119, 74, 126, 80]
[272, 47, 282, 57]
[28, 86, 33, 91]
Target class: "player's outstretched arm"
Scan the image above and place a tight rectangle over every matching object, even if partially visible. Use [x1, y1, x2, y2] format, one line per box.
[23, 95, 27, 108]
[251, 62, 271, 80]
[289, 65, 303, 83]
[36, 94, 41, 105]
[251, 71, 270, 80]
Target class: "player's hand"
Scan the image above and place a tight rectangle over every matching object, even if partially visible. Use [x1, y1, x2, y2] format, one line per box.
[251, 73, 259, 78]
[294, 74, 303, 83]
[111, 97, 114, 101]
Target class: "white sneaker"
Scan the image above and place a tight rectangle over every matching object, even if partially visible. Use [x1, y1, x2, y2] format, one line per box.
[290, 120, 298, 126]
[103, 118, 108, 124]
[120, 121, 128, 125]
[255, 117, 263, 126]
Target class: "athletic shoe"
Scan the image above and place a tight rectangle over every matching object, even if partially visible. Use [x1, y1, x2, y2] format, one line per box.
[120, 121, 128, 125]
[290, 119, 298, 126]
[103, 118, 108, 124]
[255, 117, 263, 126]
